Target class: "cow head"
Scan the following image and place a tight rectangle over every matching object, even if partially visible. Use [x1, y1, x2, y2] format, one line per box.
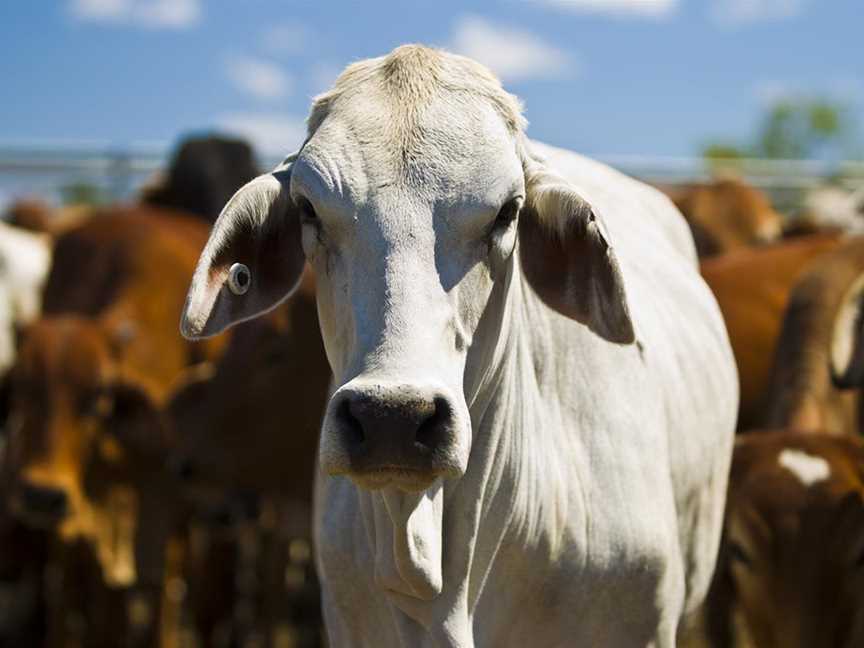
[708, 432, 864, 648]
[169, 273, 328, 502]
[181, 45, 634, 598]
[3, 316, 174, 587]
[674, 178, 783, 256]
[183, 44, 632, 482]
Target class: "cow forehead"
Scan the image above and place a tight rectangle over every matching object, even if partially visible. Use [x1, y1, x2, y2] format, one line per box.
[298, 99, 522, 208]
[298, 46, 525, 205]
[19, 319, 112, 391]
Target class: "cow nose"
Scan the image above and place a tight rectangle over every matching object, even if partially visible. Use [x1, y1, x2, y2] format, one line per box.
[167, 454, 197, 481]
[19, 483, 68, 522]
[330, 387, 457, 474]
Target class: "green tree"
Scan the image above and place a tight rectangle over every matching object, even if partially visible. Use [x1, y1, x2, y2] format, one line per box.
[701, 142, 747, 174]
[755, 99, 850, 159]
[701, 97, 857, 164]
[60, 181, 106, 206]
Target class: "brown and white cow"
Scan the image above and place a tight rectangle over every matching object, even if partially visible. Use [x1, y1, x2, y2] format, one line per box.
[704, 430, 864, 648]
[2, 206, 224, 645]
[664, 178, 784, 258]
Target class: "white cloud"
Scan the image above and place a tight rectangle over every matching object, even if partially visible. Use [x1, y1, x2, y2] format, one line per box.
[226, 56, 292, 101]
[216, 113, 307, 155]
[261, 23, 312, 55]
[68, 0, 201, 29]
[711, 0, 805, 25]
[537, 0, 678, 18]
[448, 16, 576, 82]
[70, 0, 127, 21]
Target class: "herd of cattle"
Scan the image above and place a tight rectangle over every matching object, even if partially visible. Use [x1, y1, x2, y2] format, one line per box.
[0, 137, 325, 647]
[1, 50, 864, 648]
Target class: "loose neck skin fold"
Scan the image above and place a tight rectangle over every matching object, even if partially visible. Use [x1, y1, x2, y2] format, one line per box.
[370, 253, 573, 646]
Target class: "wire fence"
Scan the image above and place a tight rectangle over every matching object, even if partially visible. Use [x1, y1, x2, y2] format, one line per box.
[1, 144, 863, 214]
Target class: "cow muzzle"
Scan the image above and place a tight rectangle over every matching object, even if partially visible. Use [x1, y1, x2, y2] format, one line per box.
[320, 380, 469, 491]
[13, 482, 69, 527]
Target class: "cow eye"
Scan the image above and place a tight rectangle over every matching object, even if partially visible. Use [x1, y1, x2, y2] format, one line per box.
[296, 197, 319, 226]
[728, 540, 753, 568]
[493, 197, 522, 231]
[81, 390, 114, 419]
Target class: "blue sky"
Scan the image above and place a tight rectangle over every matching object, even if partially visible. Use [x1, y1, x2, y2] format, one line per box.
[0, 0, 861, 158]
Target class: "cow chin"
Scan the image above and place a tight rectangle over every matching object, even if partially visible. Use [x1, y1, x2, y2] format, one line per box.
[351, 467, 439, 493]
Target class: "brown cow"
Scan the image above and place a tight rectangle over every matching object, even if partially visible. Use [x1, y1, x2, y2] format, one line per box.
[703, 431, 864, 648]
[665, 178, 784, 257]
[167, 269, 328, 647]
[0, 501, 49, 646]
[3, 198, 91, 236]
[169, 269, 326, 499]
[2, 207, 224, 646]
[761, 237, 864, 435]
[701, 234, 842, 430]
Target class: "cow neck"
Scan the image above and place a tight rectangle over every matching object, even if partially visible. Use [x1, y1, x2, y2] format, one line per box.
[371, 264, 572, 643]
[764, 291, 853, 435]
[456, 270, 572, 607]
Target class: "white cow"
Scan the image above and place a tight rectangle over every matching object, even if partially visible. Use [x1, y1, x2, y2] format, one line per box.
[181, 45, 737, 647]
[0, 222, 50, 376]
[795, 184, 864, 234]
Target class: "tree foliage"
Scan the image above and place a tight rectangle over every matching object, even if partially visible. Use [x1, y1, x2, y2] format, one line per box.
[60, 181, 107, 206]
[756, 100, 847, 159]
[702, 98, 857, 162]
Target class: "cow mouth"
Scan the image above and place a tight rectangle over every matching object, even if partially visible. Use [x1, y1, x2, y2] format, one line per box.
[10, 504, 66, 529]
[9, 484, 69, 529]
[351, 466, 438, 493]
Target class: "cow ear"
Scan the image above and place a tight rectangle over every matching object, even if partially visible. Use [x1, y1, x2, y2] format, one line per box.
[519, 155, 635, 344]
[180, 160, 304, 339]
[831, 273, 864, 389]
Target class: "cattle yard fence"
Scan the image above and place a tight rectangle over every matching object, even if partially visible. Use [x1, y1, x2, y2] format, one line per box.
[1, 144, 863, 215]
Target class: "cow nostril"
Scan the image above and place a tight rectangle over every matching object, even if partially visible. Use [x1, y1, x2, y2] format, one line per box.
[20, 484, 68, 519]
[341, 398, 365, 446]
[415, 396, 451, 452]
[168, 455, 196, 480]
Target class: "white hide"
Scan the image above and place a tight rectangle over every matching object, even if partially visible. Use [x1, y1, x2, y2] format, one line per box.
[778, 448, 831, 487]
[181, 46, 738, 648]
[313, 140, 737, 648]
[0, 222, 50, 375]
[798, 185, 864, 234]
